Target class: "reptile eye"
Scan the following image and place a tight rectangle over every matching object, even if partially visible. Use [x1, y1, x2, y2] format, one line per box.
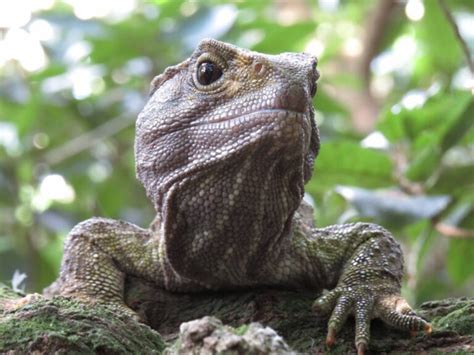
[197, 61, 222, 86]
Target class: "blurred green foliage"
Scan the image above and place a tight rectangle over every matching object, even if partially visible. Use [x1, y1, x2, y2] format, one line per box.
[0, 0, 473, 304]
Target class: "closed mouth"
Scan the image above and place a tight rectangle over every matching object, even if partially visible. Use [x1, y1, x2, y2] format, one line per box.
[159, 109, 307, 135]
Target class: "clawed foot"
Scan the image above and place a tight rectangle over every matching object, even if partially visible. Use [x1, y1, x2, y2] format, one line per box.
[49, 286, 143, 323]
[100, 300, 142, 322]
[69, 293, 143, 322]
[313, 287, 431, 354]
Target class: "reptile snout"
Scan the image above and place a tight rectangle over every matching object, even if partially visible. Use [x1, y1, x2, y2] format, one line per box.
[275, 53, 319, 113]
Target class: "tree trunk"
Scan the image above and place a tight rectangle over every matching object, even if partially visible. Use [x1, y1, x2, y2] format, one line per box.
[1, 278, 473, 353]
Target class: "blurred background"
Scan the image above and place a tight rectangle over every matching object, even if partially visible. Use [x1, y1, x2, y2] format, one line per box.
[0, 0, 473, 304]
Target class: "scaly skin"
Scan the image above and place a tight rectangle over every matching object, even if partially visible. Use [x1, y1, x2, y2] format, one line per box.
[45, 39, 430, 353]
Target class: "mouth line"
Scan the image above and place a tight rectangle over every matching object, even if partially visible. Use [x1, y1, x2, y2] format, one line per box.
[162, 108, 307, 135]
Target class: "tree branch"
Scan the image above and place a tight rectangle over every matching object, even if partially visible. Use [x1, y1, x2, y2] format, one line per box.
[435, 222, 474, 239]
[438, 0, 474, 74]
[359, 0, 397, 85]
[42, 113, 135, 166]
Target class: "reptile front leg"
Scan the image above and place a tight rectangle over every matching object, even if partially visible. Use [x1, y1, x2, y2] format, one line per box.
[308, 223, 431, 353]
[44, 217, 163, 319]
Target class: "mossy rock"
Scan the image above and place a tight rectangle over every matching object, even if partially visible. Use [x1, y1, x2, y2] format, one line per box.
[0, 289, 165, 353]
[1, 281, 473, 354]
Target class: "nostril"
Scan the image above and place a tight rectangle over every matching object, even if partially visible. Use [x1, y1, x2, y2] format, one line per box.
[312, 59, 320, 80]
[310, 58, 319, 97]
[309, 81, 317, 97]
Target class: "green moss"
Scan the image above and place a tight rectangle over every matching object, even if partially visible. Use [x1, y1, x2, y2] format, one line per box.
[164, 338, 182, 354]
[432, 304, 474, 335]
[0, 294, 165, 353]
[234, 324, 249, 336]
[2, 283, 472, 354]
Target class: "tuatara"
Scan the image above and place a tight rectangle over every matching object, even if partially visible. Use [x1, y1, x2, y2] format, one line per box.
[45, 39, 430, 354]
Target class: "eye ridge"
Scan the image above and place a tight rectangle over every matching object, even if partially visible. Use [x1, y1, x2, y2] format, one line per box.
[197, 61, 223, 86]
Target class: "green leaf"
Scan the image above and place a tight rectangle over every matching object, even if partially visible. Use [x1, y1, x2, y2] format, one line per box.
[430, 163, 474, 198]
[377, 107, 407, 143]
[379, 92, 473, 146]
[406, 93, 473, 181]
[306, 141, 394, 197]
[313, 190, 348, 227]
[441, 96, 474, 152]
[447, 239, 474, 286]
[405, 144, 441, 181]
[415, 0, 463, 75]
[379, 92, 473, 182]
[314, 90, 348, 115]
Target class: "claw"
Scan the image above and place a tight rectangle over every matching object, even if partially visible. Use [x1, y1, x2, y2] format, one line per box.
[425, 324, 432, 335]
[356, 341, 367, 355]
[326, 327, 336, 347]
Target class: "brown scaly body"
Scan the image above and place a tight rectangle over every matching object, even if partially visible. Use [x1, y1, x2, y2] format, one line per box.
[45, 39, 430, 354]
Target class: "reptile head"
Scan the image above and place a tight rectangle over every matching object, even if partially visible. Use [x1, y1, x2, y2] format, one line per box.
[136, 39, 320, 213]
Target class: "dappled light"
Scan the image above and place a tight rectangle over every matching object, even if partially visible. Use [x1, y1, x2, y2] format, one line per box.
[406, 0, 425, 22]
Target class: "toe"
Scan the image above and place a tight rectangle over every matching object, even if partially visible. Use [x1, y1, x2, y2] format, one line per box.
[313, 289, 340, 315]
[326, 295, 353, 347]
[380, 310, 430, 332]
[377, 296, 430, 332]
[354, 295, 374, 349]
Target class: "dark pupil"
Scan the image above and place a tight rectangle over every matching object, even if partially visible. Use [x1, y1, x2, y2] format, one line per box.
[197, 62, 222, 85]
